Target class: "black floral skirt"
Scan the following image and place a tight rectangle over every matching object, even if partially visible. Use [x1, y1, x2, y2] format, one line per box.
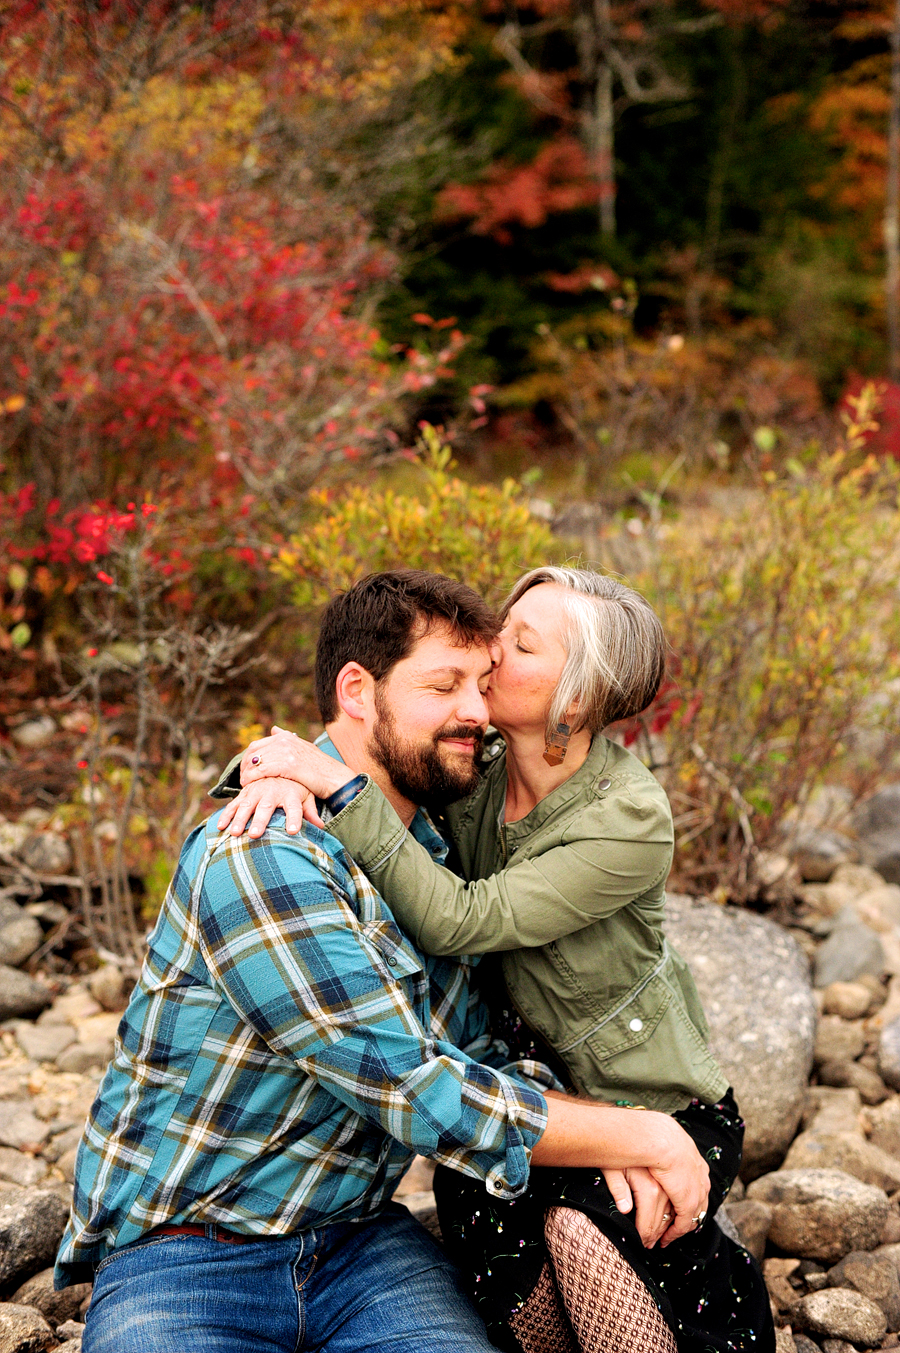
[434, 1091, 775, 1353]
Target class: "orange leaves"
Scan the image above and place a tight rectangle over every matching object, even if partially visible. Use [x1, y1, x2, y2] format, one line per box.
[438, 137, 600, 243]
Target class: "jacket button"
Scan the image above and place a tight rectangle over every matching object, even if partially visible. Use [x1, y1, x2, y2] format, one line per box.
[597, 778, 611, 791]
[629, 1017, 643, 1032]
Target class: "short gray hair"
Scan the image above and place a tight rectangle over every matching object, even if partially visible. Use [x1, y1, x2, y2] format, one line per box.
[501, 567, 666, 736]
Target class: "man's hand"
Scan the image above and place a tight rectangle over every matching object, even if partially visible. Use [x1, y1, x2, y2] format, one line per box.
[217, 778, 321, 837]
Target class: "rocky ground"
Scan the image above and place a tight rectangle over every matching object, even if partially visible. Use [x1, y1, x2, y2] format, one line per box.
[2, 750, 900, 1351]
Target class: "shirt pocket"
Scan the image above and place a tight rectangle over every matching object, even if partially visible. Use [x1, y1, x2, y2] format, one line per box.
[361, 919, 424, 984]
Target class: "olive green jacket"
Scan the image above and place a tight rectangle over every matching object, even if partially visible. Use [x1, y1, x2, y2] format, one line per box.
[308, 735, 727, 1115]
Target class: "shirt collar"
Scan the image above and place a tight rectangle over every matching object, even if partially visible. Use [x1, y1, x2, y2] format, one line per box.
[315, 732, 448, 864]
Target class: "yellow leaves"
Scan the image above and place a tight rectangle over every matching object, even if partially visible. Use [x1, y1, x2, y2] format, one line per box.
[3, 394, 25, 413]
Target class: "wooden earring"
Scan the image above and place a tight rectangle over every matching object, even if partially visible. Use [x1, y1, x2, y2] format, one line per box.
[543, 721, 571, 766]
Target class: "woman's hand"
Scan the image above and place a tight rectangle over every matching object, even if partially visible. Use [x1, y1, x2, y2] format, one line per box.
[217, 778, 321, 838]
[644, 1115, 710, 1247]
[601, 1167, 676, 1249]
[239, 727, 354, 799]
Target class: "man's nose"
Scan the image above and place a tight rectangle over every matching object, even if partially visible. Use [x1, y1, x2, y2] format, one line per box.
[456, 682, 490, 728]
[489, 641, 502, 668]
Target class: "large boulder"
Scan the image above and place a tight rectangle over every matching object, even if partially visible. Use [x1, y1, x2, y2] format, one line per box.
[747, 1168, 890, 1263]
[664, 893, 817, 1175]
[0, 1185, 70, 1290]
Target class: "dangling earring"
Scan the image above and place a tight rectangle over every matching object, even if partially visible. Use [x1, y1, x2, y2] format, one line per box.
[543, 721, 571, 767]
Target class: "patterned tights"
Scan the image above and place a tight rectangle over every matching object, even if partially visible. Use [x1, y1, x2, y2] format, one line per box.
[507, 1207, 678, 1353]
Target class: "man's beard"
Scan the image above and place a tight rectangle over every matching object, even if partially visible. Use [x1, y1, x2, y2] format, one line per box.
[369, 687, 484, 809]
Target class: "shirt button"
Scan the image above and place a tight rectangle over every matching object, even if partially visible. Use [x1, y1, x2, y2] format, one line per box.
[597, 778, 611, 791]
[387, 956, 398, 967]
[629, 1017, 644, 1032]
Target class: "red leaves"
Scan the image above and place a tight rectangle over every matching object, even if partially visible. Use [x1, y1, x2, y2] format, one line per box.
[438, 137, 600, 242]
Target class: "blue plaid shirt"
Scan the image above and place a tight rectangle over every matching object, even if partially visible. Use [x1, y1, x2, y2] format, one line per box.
[56, 753, 548, 1287]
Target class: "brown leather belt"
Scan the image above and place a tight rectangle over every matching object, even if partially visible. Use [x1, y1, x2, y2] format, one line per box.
[146, 1222, 256, 1245]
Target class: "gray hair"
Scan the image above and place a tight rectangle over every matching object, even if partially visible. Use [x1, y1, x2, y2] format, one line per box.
[501, 567, 666, 736]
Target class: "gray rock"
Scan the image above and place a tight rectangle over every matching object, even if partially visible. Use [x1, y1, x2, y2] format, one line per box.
[12, 1022, 75, 1064]
[861, 830, 900, 885]
[746, 1169, 890, 1262]
[665, 894, 817, 1175]
[0, 967, 52, 1022]
[827, 1249, 900, 1329]
[0, 1149, 48, 1189]
[24, 902, 68, 928]
[803, 1086, 863, 1134]
[878, 1016, 900, 1090]
[0, 1105, 51, 1152]
[782, 1130, 900, 1192]
[821, 1343, 857, 1353]
[10, 1270, 91, 1329]
[42, 1128, 84, 1167]
[0, 915, 42, 969]
[719, 1198, 771, 1262]
[855, 785, 900, 837]
[20, 833, 71, 876]
[0, 1185, 70, 1288]
[10, 717, 56, 750]
[817, 1059, 890, 1105]
[795, 1287, 887, 1346]
[792, 1338, 821, 1353]
[814, 908, 886, 987]
[814, 1016, 865, 1066]
[0, 1303, 57, 1353]
[792, 830, 858, 882]
[86, 967, 124, 1012]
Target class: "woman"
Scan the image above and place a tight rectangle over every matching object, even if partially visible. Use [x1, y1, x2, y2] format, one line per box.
[218, 567, 773, 1353]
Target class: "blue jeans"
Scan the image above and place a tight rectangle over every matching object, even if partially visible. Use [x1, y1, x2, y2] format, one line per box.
[82, 1204, 496, 1353]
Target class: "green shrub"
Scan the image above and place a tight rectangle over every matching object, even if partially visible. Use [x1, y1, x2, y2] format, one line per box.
[623, 390, 900, 897]
[273, 425, 558, 607]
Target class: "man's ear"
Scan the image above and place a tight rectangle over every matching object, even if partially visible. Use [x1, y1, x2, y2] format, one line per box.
[334, 662, 375, 721]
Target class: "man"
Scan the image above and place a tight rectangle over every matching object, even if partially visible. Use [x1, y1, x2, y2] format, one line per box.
[56, 570, 707, 1353]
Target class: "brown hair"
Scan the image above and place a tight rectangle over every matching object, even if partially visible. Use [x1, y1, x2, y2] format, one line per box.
[315, 570, 499, 722]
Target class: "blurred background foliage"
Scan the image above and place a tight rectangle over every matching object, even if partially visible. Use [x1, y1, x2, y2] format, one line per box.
[2, 0, 900, 930]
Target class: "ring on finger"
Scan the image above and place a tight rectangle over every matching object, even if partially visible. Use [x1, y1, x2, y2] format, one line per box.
[251, 755, 261, 766]
[661, 1212, 672, 1222]
[691, 1210, 707, 1226]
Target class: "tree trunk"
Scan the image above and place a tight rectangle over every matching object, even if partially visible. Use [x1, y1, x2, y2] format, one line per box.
[593, 0, 616, 239]
[887, 0, 900, 380]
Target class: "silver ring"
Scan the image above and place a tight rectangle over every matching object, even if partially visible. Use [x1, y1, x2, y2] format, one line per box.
[251, 754, 261, 766]
[661, 1212, 672, 1222]
[692, 1210, 707, 1226]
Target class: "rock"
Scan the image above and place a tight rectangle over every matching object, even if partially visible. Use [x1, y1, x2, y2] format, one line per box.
[773, 1330, 795, 1353]
[880, 1018, 900, 1090]
[821, 1343, 858, 1353]
[862, 831, 900, 885]
[815, 1016, 866, 1066]
[56, 1321, 84, 1342]
[857, 885, 900, 931]
[817, 1059, 891, 1105]
[0, 1105, 51, 1152]
[792, 830, 858, 882]
[834, 862, 896, 894]
[10, 1270, 91, 1329]
[664, 894, 817, 1175]
[802, 880, 862, 918]
[42, 1129, 85, 1168]
[823, 981, 875, 1020]
[0, 1184, 70, 1288]
[720, 1198, 771, 1262]
[56, 1041, 112, 1075]
[746, 1169, 891, 1262]
[827, 1250, 900, 1329]
[0, 1303, 57, 1353]
[792, 1338, 821, 1353]
[13, 1022, 75, 1064]
[782, 1130, 900, 1192]
[0, 1150, 48, 1190]
[795, 1287, 887, 1346]
[86, 966, 124, 1012]
[0, 821, 29, 857]
[20, 833, 72, 876]
[0, 967, 52, 1022]
[24, 902, 69, 928]
[39, 988, 100, 1026]
[0, 912, 43, 969]
[10, 717, 56, 750]
[855, 785, 900, 838]
[395, 1154, 436, 1196]
[814, 907, 886, 987]
[866, 1096, 900, 1156]
[804, 1086, 863, 1135]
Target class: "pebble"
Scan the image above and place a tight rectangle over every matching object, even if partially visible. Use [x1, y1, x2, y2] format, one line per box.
[746, 1169, 891, 1262]
[815, 1016, 866, 1066]
[0, 968, 52, 1022]
[86, 966, 124, 1012]
[20, 832, 72, 876]
[827, 1249, 900, 1329]
[0, 1185, 70, 1289]
[795, 1286, 887, 1346]
[823, 981, 874, 1020]
[866, 1096, 900, 1156]
[10, 718, 56, 750]
[0, 914, 43, 969]
[0, 1301, 57, 1352]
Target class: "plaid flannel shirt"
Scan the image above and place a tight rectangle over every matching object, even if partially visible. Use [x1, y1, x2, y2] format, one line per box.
[56, 772, 548, 1288]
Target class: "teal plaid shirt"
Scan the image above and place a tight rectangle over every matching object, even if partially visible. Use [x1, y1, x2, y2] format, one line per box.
[56, 775, 548, 1287]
